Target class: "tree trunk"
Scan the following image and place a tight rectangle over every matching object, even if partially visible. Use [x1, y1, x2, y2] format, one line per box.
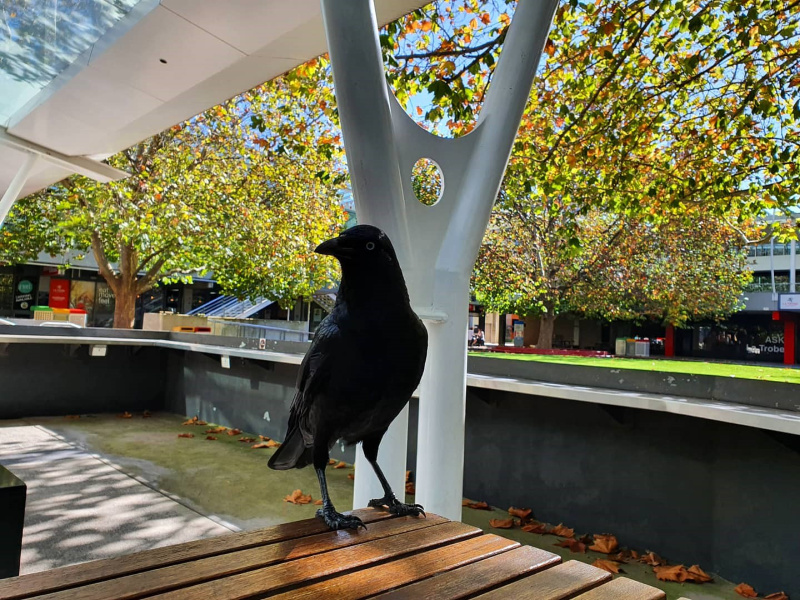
[113, 287, 137, 329]
[537, 313, 556, 349]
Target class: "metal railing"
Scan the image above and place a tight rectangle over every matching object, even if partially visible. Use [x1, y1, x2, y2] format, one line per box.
[207, 319, 313, 343]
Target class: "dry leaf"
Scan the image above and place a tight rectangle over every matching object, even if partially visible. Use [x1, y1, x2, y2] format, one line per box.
[142, 410, 152, 418]
[205, 427, 227, 434]
[251, 442, 272, 449]
[119, 412, 133, 419]
[329, 459, 337, 465]
[521, 521, 548, 534]
[764, 593, 789, 600]
[629, 549, 639, 560]
[182, 416, 206, 426]
[735, 583, 758, 598]
[654, 565, 689, 583]
[259, 435, 270, 441]
[508, 507, 533, 519]
[334, 461, 347, 469]
[640, 551, 666, 566]
[265, 439, 280, 448]
[592, 559, 622, 574]
[489, 518, 515, 529]
[238, 437, 256, 442]
[226, 429, 242, 436]
[347, 474, 355, 480]
[177, 433, 194, 438]
[314, 499, 323, 506]
[555, 538, 586, 553]
[284, 489, 313, 504]
[406, 470, 411, 482]
[549, 523, 574, 538]
[589, 533, 619, 554]
[686, 565, 713, 583]
[405, 482, 415, 494]
[464, 500, 491, 510]
[205, 435, 217, 441]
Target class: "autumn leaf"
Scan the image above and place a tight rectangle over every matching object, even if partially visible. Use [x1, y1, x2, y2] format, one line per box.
[205, 435, 217, 441]
[508, 507, 533, 519]
[329, 459, 337, 465]
[226, 428, 242, 436]
[119, 412, 133, 419]
[592, 559, 622, 574]
[686, 565, 713, 583]
[314, 499, 323, 506]
[182, 416, 207, 426]
[284, 489, 313, 504]
[265, 439, 281, 448]
[521, 521, 549, 534]
[251, 442, 272, 449]
[177, 433, 195, 438]
[489, 518, 516, 529]
[735, 583, 758, 598]
[347, 474, 354, 480]
[654, 565, 689, 583]
[238, 437, 256, 442]
[334, 461, 347, 469]
[405, 482, 415, 494]
[639, 551, 666, 566]
[463, 500, 491, 510]
[589, 533, 619, 554]
[555, 538, 586, 553]
[544, 38, 556, 57]
[549, 523, 574, 538]
[764, 592, 789, 600]
[259, 435, 270, 441]
[205, 427, 227, 434]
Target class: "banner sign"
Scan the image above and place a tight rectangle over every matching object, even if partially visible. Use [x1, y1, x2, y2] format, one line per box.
[779, 293, 800, 311]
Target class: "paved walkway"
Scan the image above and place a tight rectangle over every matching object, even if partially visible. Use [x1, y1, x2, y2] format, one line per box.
[0, 426, 233, 574]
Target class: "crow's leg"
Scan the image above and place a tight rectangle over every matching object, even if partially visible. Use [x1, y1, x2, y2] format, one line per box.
[363, 432, 425, 518]
[313, 440, 365, 531]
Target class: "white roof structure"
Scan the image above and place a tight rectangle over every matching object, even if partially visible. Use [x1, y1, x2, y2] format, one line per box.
[0, 0, 427, 200]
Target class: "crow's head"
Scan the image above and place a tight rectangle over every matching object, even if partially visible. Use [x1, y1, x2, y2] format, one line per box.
[314, 225, 399, 266]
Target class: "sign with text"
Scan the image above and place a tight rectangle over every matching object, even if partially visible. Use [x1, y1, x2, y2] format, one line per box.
[779, 293, 800, 311]
[49, 279, 70, 309]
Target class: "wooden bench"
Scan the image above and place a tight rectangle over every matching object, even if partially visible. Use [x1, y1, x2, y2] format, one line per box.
[0, 509, 665, 599]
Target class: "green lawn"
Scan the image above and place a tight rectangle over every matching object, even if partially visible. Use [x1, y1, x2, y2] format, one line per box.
[471, 351, 800, 384]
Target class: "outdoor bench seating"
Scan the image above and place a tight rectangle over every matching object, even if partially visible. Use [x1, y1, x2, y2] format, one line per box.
[0, 509, 664, 600]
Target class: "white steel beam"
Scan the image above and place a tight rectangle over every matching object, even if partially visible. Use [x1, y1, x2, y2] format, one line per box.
[0, 153, 39, 226]
[321, 0, 557, 520]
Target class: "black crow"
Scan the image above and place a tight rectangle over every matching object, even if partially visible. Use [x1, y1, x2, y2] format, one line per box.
[268, 225, 428, 530]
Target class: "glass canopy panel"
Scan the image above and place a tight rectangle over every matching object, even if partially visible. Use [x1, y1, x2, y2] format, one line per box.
[0, 0, 142, 126]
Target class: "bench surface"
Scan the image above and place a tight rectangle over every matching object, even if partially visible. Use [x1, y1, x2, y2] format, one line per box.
[0, 509, 665, 600]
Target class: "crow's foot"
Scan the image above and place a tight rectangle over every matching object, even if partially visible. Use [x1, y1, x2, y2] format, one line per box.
[368, 495, 426, 518]
[316, 507, 366, 531]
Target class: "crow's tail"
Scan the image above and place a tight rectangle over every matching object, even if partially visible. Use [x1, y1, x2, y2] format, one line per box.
[268, 428, 312, 470]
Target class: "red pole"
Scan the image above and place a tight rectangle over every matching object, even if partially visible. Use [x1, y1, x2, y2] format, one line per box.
[665, 324, 675, 357]
[785, 319, 796, 366]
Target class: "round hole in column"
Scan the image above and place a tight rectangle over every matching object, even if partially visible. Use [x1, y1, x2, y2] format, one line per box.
[411, 158, 444, 206]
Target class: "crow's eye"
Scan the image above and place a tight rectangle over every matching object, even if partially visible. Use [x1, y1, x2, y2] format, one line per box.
[366, 242, 375, 251]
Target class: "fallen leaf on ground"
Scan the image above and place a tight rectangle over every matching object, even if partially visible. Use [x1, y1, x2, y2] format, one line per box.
[251, 442, 273, 449]
[142, 410, 151, 418]
[654, 565, 688, 582]
[238, 437, 256, 443]
[521, 521, 548, 534]
[334, 461, 347, 469]
[555, 538, 586, 553]
[592, 559, 622, 574]
[686, 565, 713, 583]
[177, 433, 194, 438]
[629, 549, 639, 560]
[314, 499, 323, 505]
[329, 459, 337, 465]
[347, 474, 355, 480]
[205, 435, 217, 440]
[639, 551, 666, 566]
[259, 435, 270, 441]
[735, 583, 758, 598]
[265, 439, 281, 448]
[508, 507, 532, 519]
[405, 482, 415, 494]
[205, 427, 227, 434]
[119, 412, 133, 419]
[182, 416, 207, 426]
[589, 533, 619, 554]
[764, 592, 789, 600]
[464, 500, 491, 510]
[489, 518, 515, 529]
[549, 524, 574, 538]
[226, 429, 242, 436]
[284, 489, 313, 504]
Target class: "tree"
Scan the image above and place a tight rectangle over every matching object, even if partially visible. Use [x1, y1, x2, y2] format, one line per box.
[380, 0, 799, 346]
[0, 58, 347, 328]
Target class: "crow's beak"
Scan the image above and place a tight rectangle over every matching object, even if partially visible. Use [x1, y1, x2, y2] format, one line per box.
[315, 236, 355, 258]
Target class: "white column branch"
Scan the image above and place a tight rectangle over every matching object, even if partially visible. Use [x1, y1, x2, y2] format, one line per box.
[0, 153, 39, 227]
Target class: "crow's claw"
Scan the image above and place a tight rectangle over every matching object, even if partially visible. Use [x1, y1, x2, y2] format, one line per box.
[316, 507, 367, 531]
[368, 495, 425, 518]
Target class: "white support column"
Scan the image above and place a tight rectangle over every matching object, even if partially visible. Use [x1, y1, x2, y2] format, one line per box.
[321, 0, 558, 520]
[0, 153, 39, 227]
[790, 239, 796, 293]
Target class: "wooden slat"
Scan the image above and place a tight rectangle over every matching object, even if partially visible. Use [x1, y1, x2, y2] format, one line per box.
[572, 577, 666, 600]
[475, 560, 612, 600]
[269, 533, 522, 600]
[30, 515, 447, 600]
[147, 520, 481, 600]
[374, 544, 561, 600]
[0, 509, 393, 600]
